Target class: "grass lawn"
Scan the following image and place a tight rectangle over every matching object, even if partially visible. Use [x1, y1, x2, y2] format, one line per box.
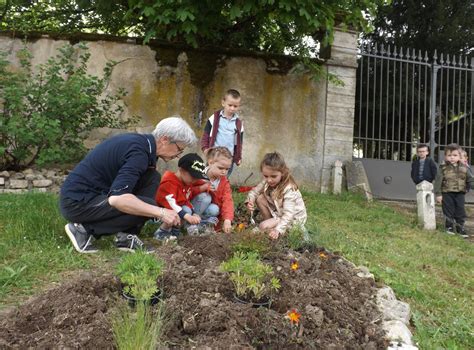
[0, 192, 473, 349]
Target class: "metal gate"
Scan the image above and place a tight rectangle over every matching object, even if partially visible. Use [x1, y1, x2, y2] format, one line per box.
[354, 44, 474, 200]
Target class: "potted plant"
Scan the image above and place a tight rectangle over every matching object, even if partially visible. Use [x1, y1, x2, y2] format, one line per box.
[116, 250, 164, 306]
[220, 251, 280, 307]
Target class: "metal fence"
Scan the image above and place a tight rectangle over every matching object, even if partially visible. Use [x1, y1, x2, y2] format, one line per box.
[354, 44, 474, 162]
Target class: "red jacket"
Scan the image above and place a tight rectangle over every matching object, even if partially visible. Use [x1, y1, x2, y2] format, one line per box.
[200, 110, 243, 164]
[193, 176, 234, 229]
[155, 171, 193, 217]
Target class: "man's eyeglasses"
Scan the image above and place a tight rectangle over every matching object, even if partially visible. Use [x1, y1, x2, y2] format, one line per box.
[171, 142, 185, 156]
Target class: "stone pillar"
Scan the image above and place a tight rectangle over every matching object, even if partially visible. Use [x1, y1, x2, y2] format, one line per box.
[320, 27, 358, 193]
[416, 181, 436, 230]
[332, 160, 343, 194]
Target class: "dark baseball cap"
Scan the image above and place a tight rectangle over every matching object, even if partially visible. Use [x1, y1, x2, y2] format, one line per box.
[178, 153, 208, 180]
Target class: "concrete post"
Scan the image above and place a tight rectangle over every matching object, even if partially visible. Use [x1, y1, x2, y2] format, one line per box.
[416, 181, 436, 230]
[320, 27, 358, 193]
[332, 160, 343, 194]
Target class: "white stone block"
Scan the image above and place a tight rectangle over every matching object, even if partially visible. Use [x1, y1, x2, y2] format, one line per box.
[416, 181, 436, 230]
[9, 179, 28, 189]
[387, 341, 418, 350]
[0, 177, 4, 186]
[332, 160, 343, 195]
[33, 179, 53, 187]
[378, 298, 411, 325]
[383, 320, 414, 345]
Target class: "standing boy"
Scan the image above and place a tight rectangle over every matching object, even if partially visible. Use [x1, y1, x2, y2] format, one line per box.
[201, 89, 243, 176]
[434, 143, 473, 238]
[411, 144, 437, 184]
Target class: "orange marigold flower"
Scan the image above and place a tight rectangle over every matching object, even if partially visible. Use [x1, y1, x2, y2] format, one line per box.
[286, 309, 301, 325]
[290, 260, 299, 271]
[319, 252, 328, 259]
[237, 223, 246, 231]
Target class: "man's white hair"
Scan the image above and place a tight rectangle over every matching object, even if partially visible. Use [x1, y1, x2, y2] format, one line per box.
[152, 116, 197, 146]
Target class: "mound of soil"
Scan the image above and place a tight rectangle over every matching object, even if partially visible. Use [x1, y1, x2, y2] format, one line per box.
[0, 234, 388, 349]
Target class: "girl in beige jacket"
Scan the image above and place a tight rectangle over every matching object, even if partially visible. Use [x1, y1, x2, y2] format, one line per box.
[246, 152, 307, 239]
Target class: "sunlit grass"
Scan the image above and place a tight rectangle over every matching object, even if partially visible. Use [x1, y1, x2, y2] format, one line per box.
[1, 191, 473, 348]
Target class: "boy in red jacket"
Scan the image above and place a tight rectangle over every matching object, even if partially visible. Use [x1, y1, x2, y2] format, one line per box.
[154, 153, 208, 240]
[192, 147, 235, 233]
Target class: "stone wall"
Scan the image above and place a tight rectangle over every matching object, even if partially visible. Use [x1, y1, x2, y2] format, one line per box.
[0, 29, 358, 191]
[0, 169, 66, 194]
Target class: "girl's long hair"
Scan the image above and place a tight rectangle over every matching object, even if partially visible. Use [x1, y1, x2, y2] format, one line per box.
[260, 152, 298, 199]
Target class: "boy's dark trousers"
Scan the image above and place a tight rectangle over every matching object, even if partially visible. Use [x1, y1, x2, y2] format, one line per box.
[60, 169, 160, 237]
[442, 192, 466, 230]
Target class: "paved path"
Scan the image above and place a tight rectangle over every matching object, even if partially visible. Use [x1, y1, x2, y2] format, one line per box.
[380, 200, 474, 243]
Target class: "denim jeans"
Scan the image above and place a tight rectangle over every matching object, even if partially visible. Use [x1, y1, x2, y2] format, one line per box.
[190, 193, 220, 219]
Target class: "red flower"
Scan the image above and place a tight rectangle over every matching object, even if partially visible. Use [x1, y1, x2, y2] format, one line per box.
[286, 309, 301, 325]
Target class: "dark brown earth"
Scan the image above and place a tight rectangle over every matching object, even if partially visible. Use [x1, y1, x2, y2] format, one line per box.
[0, 234, 388, 349]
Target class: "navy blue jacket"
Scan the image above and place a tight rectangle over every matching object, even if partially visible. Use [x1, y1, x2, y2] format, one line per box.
[61, 133, 157, 202]
[411, 157, 437, 184]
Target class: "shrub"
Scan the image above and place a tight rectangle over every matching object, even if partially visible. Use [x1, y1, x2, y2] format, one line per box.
[284, 224, 319, 252]
[220, 251, 280, 302]
[231, 231, 271, 257]
[116, 251, 164, 301]
[0, 43, 136, 170]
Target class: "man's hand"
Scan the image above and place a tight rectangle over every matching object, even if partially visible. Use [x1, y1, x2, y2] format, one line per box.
[184, 213, 201, 224]
[161, 208, 180, 226]
[223, 219, 232, 233]
[246, 201, 255, 211]
[436, 195, 442, 204]
[268, 229, 280, 240]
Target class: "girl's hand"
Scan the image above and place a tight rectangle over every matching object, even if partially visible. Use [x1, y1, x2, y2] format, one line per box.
[436, 196, 442, 204]
[223, 219, 232, 233]
[268, 229, 279, 240]
[246, 201, 255, 211]
[236, 160, 241, 166]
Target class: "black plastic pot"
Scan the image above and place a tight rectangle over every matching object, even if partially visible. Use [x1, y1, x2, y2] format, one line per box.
[233, 293, 271, 308]
[121, 289, 162, 308]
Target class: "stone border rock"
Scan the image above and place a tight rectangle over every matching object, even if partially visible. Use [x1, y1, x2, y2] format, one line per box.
[339, 257, 418, 349]
[0, 169, 67, 194]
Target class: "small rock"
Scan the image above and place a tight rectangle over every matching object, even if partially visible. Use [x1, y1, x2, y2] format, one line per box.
[382, 320, 414, 345]
[377, 286, 396, 301]
[0, 171, 10, 178]
[23, 168, 34, 175]
[9, 179, 28, 189]
[182, 315, 197, 334]
[25, 174, 36, 181]
[305, 304, 324, 327]
[0, 177, 4, 186]
[276, 266, 282, 271]
[33, 179, 53, 188]
[46, 170, 56, 177]
[199, 298, 214, 307]
[13, 172, 25, 179]
[1, 189, 27, 193]
[378, 298, 411, 325]
[357, 266, 374, 279]
[387, 341, 418, 350]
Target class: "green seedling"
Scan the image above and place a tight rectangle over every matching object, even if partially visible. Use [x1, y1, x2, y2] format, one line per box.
[220, 251, 280, 302]
[116, 251, 164, 301]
